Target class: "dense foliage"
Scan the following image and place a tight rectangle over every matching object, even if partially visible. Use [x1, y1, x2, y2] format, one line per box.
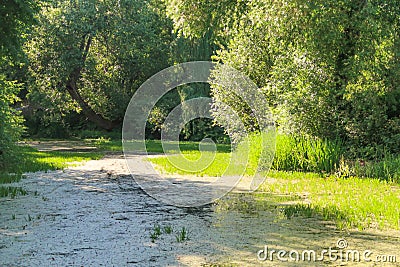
[212, 0, 400, 156]
[0, 0, 36, 170]
[1, 0, 399, 160]
[0, 0, 37, 56]
[0, 77, 24, 169]
[26, 0, 173, 133]
[165, 0, 400, 156]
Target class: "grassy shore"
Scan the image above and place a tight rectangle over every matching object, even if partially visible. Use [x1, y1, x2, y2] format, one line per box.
[0, 144, 103, 197]
[146, 137, 400, 231]
[2, 137, 399, 231]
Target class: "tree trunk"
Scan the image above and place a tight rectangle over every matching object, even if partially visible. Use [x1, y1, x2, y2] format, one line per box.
[66, 78, 119, 131]
[65, 35, 119, 131]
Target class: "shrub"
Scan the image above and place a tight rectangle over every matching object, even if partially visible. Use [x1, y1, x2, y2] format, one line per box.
[0, 76, 24, 171]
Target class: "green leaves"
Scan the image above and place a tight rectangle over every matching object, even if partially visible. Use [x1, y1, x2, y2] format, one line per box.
[210, 0, 400, 154]
[0, 0, 37, 56]
[26, 0, 173, 130]
[0, 75, 24, 169]
[0, 0, 37, 170]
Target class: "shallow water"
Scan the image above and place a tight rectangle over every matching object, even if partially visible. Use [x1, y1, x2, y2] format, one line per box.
[1, 156, 399, 266]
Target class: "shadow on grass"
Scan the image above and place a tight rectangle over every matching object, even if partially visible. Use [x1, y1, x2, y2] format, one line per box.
[282, 204, 354, 230]
[0, 146, 103, 184]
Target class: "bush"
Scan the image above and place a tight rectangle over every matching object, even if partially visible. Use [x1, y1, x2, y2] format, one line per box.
[0, 76, 24, 171]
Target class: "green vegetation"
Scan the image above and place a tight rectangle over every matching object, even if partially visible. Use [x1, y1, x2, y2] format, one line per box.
[1, 0, 399, 237]
[175, 227, 190, 242]
[206, 0, 400, 156]
[337, 154, 400, 183]
[15, 146, 102, 172]
[150, 151, 232, 176]
[149, 134, 400, 182]
[0, 145, 102, 184]
[261, 171, 400, 230]
[150, 224, 175, 243]
[0, 186, 27, 198]
[25, 0, 172, 133]
[0, 0, 37, 176]
[272, 135, 343, 173]
[3, 0, 398, 162]
[86, 138, 123, 152]
[150, 224, 163, 242]
[87, 138, 231, 154]
[163, 225, 173, 234]
[149, 138, 400, 230]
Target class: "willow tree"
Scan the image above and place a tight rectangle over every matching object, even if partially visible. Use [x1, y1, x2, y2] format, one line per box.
[169, 0, 400, 155]
[27, 0, 173, 130]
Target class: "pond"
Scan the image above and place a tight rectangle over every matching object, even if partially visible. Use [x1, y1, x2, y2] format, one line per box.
[1, 155, 398, 266]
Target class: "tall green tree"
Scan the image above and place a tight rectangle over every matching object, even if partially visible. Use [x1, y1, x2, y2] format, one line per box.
[0, 0, 37, 169]
[27, 0, 173, 131]
[165, 0, 247, 45]
[174, 0, 400, 155]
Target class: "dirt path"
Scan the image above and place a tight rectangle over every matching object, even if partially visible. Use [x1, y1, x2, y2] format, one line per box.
[1, 153, 399, 266]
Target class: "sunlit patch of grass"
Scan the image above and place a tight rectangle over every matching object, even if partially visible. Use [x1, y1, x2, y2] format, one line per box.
[147, 134, 265, 176]
[149, 151, 232, 176]
[146, 139, 238, 176]
[260, 171, 400, 230]
[0, 146, 103, 185]
[18, 146, 103, 172]
[148, 151, 263, 177]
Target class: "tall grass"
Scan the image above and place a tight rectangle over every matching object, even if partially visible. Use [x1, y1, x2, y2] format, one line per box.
[272, 134, 343, 173]
[339, 153, 400, 183]
[148, 133, 400, 183]
[365, 154, 400, 182]
[234, 132, 343, 173]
